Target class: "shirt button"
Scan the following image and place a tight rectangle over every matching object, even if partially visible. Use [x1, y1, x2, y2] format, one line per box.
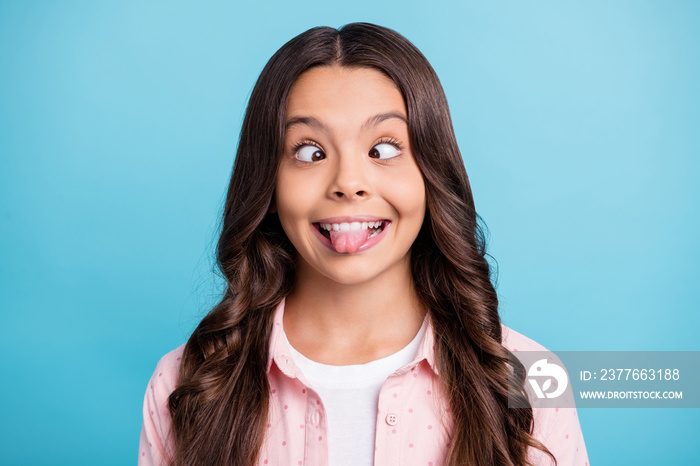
[312, 410, 321, 427]
[385, 413, 398, 426]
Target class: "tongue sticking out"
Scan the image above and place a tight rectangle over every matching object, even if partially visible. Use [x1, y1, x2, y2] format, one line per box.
[329, 229, 371, 253]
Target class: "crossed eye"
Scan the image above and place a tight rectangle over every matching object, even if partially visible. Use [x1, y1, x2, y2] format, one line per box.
[296, 143, 400, 162]
[368, 143, 400, 160]
[297, 145, 326, 162]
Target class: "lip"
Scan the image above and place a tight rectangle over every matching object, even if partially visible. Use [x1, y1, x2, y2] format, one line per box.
[312, 219, 392, 254]
[314, 215, 390, 224]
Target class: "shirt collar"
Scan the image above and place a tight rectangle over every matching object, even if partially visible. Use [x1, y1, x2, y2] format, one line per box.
[266, 297, 440, 378]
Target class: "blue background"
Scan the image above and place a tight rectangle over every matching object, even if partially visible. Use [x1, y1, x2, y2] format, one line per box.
[1, 1, 698, 464]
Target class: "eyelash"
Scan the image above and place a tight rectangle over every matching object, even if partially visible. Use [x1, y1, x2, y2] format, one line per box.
[291, 139, 321, 155]
[376, 137, 405, 152]
[291, 137, 405, 158]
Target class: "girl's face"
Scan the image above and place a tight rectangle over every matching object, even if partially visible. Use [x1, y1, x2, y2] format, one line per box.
[274, 65, 426, 286]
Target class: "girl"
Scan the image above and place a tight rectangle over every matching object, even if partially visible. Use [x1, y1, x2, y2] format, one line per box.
[139, 23, 588, 466]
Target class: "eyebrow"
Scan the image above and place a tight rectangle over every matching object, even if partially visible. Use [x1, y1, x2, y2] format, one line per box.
[284, 112, 408, 133]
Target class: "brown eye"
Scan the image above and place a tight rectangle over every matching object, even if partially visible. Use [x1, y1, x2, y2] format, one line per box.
[369, 143, 400, 159]
[296, 145, 326, 162]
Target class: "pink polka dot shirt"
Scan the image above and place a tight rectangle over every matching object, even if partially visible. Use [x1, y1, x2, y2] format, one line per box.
[139, 299, 589, 465]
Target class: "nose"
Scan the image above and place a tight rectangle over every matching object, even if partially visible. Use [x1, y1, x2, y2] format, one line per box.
[328, 150, 372, 200]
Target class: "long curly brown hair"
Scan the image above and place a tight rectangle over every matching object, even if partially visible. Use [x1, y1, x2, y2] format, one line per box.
[168, 22, 555, 466]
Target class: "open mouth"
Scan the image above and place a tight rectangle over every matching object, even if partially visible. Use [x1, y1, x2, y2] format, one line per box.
[314, 220, 388, 239]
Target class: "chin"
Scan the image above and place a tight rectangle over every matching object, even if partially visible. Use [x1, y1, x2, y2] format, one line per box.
[320, 269, 381, 287]
[320, 257, 409, 287]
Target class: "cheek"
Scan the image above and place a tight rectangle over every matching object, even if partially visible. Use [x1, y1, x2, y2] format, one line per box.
[392, 168, 427, 218]
[274, 171, 314, 228]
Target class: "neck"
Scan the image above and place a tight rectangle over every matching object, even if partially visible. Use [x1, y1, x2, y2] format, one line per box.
[283, 256, 426, 365]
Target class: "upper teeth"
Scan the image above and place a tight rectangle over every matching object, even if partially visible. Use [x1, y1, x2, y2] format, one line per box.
[319, 221, 383, 231]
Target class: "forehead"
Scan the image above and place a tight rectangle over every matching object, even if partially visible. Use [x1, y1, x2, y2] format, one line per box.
[285, 66, 407, 123]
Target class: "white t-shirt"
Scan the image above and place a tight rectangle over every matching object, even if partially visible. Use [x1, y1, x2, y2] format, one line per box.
[284, 319, 427, 466]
